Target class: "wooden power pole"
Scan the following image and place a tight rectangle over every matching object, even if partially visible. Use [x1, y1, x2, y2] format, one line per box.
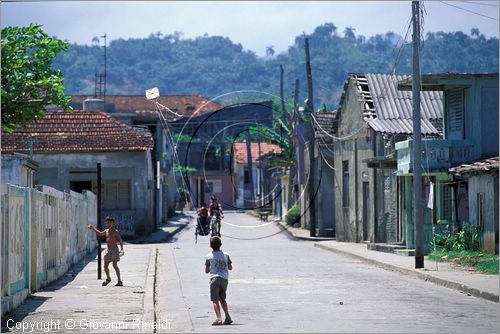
[412, 1, 424, 269]
[304, 37, 317, 237]
[97, 163, 102, 279]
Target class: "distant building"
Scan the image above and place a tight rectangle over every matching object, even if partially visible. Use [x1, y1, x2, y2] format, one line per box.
[2, 105, 155, 237]
[67, 95, 224, 219]
[397, 73, 499, 254]
[170, 101, 274, 209]
[1, 153, 39, 188]
[333, 73, 443, 247]
[232, 142, 282, 208]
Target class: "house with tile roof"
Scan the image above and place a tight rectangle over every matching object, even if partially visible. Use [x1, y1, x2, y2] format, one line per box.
[232, 142, 282, 208]
[397, 73, 499, 254]
[1, 108, 155, 237]
[65, 95, 224, 221]
[332, 73, 444, 249]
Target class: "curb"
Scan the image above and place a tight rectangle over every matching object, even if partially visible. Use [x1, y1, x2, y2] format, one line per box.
[165, 220, 190, 239]
[275, 221, 336, 241]
[275, 220, 300, 240]
[314, 243, 499, 303]
[143, 247, 156, 326]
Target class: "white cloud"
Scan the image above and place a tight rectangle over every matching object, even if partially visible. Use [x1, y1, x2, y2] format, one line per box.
[2, 1, 498, 57]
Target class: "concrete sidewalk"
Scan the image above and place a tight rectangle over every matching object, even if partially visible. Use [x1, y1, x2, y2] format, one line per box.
[1, 214, 194, 333]
[1, 244, 157, 333]
[138, 212, 193, 244]
[276, 219, 499, 303]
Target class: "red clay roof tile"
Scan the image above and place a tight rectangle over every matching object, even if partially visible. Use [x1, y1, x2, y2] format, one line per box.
[232, 142, 282, 164]
[69, 95, 224, 120]
[1, 110, 154, 153]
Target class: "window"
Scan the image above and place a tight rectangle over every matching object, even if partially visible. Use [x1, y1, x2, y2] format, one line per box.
[447, 88, 468, 140]
[205, 180, 222, 194]
[93, 180, 131, 210]
[342, 161, 349, 207]
[244, 170, 250, 184]
[442, 184, 452, 220]
[70, 181, 92, 193]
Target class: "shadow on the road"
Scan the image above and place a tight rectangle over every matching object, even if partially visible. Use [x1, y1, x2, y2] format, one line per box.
[0, 250, 98, 332]
[1, 295, 51, 332]
[42, 258, 97, 293]
[129, 213, 193, 244]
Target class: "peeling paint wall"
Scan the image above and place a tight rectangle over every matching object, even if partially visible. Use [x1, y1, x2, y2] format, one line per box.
[1, 184, 97, 316]
[468, 174, 499, 254]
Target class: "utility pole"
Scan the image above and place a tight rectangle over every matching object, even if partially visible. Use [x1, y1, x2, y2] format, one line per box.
[280, 65, 287, 135]
[412, 1, 424, 269]
[289, 79, 300, 209]
[245, 133, 255, 207]
[304, 37, 316, 237]
[97, 163, 102, 279]
[101, 33, 107, 103]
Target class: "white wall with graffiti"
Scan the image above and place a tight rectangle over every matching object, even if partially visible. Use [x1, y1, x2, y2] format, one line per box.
[1, 184, 97, 316]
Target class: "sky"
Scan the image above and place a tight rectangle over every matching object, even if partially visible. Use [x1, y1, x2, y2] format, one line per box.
[2, 1, 499, 57]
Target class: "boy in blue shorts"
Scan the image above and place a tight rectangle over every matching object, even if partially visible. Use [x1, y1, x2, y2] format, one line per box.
[205, 236, 233, 326]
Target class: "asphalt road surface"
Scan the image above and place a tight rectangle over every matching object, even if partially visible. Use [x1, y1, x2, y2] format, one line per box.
[155, 211, 499, 333]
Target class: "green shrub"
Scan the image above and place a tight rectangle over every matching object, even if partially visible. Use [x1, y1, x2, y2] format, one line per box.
[285, 205, 301, 226]
[430, 223, 481, 252]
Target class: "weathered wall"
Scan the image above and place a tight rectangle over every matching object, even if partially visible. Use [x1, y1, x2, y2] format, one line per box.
[334, 78, 374, 242]
[1, 156, 35, 188]
[468, 174, 499, 254]
[1, 184, 97, 316]
[32, 151, 154, 237]
[315, 150, 335, 237]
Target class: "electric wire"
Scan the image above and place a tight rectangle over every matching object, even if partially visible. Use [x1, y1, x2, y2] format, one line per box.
[439, 1, 499, 20]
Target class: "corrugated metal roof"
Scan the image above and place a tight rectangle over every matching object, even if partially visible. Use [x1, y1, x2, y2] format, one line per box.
[449, 157, 499, 176]
[368, 118, 439, 135]
[362, 73, 444, 135]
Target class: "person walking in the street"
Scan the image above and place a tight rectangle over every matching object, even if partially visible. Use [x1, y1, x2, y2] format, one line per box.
[205, 236, 232, 326]
[88, 216, 124, 286]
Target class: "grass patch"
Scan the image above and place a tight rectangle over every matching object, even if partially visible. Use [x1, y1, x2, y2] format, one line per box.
[429, 249, 499, 275]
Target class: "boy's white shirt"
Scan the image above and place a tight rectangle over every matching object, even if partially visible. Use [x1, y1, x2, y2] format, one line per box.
[206, 250, 231, 280]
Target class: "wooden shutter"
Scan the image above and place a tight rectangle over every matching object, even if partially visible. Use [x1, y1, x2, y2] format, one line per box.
[447, 88, 464, 140]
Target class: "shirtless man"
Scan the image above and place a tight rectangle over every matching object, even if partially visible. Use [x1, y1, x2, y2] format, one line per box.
[88, 216, 124, 286]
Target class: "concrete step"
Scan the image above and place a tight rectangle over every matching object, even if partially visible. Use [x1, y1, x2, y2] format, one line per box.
[395, 249, 415, 256]
[367, 243, 406, 253]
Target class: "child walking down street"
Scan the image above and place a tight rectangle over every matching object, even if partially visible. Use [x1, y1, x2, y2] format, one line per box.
[205, 236, 233, 326]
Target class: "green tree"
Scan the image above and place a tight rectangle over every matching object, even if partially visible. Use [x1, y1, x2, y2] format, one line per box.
[1, 24, 72, 132]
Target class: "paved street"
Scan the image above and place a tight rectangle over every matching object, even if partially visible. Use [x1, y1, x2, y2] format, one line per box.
[156, 212, 499, 333]
[2, 212, 498, 333]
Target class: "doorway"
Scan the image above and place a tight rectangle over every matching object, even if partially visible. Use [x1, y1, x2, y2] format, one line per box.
[362, 181, 370, 241]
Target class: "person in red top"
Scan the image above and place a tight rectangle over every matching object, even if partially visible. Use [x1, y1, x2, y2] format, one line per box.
[208, 196, 224, 237]
[197, 201, 209, 217]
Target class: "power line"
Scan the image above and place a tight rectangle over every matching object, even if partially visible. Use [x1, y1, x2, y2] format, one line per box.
[391, 15, 413, 75]
[462, 1, 499, 7]
[440, 1, 499, 21]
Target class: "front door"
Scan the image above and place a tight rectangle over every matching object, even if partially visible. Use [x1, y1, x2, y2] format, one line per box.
[362, 181, 370, 241]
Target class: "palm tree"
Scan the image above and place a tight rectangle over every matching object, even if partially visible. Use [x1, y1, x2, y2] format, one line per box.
[266, 45, 275, 58]
[344, 26, 356, 41]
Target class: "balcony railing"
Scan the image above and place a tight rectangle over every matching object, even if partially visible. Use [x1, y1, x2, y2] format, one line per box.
[395, 139, 475, 175]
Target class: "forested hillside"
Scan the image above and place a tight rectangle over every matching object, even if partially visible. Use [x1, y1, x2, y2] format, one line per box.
[53, 23, 499, 109]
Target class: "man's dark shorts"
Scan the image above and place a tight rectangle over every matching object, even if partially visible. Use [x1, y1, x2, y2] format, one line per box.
[210, 276, 228, 301]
